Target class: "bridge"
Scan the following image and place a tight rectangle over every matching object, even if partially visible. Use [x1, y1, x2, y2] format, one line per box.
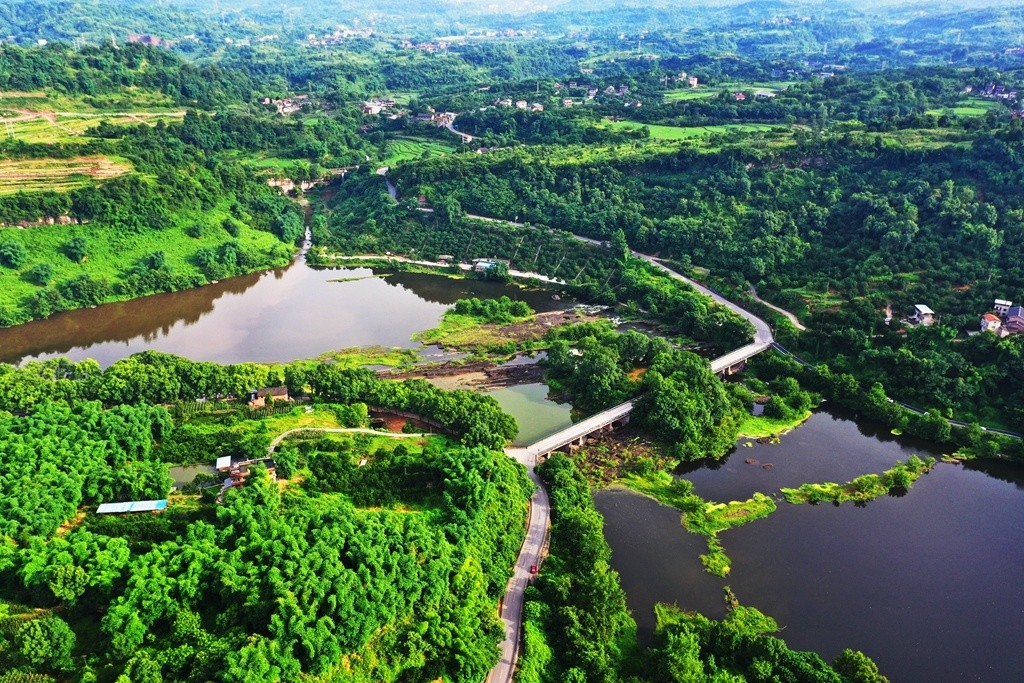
[486, 237, 778, 683]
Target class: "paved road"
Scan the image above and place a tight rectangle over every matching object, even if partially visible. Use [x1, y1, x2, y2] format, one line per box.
[572, 234, 773, 346]
[486, 447, 550, 683]
[446, 120, 475, 143]
[485, 232, 775, 683]
[328, 254, 566, 285]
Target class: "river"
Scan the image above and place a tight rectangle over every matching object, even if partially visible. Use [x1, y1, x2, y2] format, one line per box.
[0, 261, 562, 366]
[595, 408, 1024, 683]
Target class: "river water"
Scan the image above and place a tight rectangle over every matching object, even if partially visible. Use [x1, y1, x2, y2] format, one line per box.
[594, 408, 1024, 682]
[0, 261, 561, 366]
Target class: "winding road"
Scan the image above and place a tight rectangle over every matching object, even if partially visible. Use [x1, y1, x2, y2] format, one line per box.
[484, 232, 775, 683]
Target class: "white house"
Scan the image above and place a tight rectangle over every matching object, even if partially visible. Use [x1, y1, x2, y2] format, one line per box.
[994, 299, 1012, 316]
[911, 304, 935, 325]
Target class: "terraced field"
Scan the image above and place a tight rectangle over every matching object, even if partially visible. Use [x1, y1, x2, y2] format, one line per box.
[0, 156, 133, 195]
[382, 136, 456, 166]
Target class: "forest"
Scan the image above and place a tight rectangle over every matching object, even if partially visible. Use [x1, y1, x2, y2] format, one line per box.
[0, 352, 532, 680]
[384, 82, 1024, 429]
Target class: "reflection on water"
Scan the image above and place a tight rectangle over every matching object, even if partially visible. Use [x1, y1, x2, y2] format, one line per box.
[0, 263, 563, 367]
[168, 464, 216, 487]
[486, 382, 574, 447]
[598, 409, 1024, 683]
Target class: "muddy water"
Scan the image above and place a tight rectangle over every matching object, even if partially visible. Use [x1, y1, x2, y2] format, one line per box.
[486, 382, 574, 447]
[0, 262, 562, 366]
[595, 409, 1024, 682]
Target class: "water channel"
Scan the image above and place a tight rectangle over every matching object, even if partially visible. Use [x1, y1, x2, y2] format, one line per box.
[595, 408, 1024, 683]
[0, 260, 562, 366]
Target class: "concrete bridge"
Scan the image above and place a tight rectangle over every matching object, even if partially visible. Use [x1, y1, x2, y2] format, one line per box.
[521, 399, 636, 460]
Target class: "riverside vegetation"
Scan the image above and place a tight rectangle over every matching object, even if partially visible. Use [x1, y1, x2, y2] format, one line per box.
[5, 2, 1024, 680]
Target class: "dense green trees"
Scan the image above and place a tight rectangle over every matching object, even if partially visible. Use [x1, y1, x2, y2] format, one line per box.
[645, 605, 881, 683]
[634, 350, 747, 461]
[454, 296, 533, 322]
[0, 43, 254, 107]
[0, 401, 172, 539]
[0, 349, 533, 680]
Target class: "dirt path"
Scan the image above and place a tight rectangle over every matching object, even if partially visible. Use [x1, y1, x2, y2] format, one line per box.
[267, 427, 425, 453]
[749, 285, 807, 331]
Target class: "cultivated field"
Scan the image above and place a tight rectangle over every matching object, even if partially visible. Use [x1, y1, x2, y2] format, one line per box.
[0, 156, 133, 195]
[382, 136, 456, 166]
[600, 119, 781, 139]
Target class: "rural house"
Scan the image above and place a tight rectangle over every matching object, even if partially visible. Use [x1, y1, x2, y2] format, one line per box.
[1005, 306, 1024, 334]
[248, 386, 289, 408]
[911, 304, 935, 325]
[980, 313, 1002, 333]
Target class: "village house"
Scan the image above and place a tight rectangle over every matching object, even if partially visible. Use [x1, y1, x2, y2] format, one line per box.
[260, 95, 310, 115]
[688, 76, 699, 88]
[980, 313, 1002, 334]
[216, 456, 278, 497]
[911, 304, 936, 326]
[604, 86, 617, 95]
[994, 299, 1012, 316]
[530, 103, 544, 112]
[1005, 306, 1024, 334]
[617, 85, 630, 95]
[248, 386, 289, 409]
[515, 100, 528, 109]
[587, 88, 599, 99]
[496, 98, 513, 107]
[473, 258, 511, 273]
[562, 98, 574, 108]
[733, 92, 747, 101]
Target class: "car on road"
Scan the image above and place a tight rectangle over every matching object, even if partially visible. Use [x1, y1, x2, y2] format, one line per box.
[530, 564, 538, 575]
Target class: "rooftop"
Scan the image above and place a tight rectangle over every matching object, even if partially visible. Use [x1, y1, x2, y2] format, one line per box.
[96, 500, 168, 514]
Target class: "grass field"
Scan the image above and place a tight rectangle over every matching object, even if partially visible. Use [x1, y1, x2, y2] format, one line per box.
[664, 82, 795, 103]
[664, 88, 717, 102]
[925, 98, 1000, 117]
[600, 119, 781, 140]
[381, 137, 456, 166]
[0, 199, 289, 317]
[0, 156, 133, 195]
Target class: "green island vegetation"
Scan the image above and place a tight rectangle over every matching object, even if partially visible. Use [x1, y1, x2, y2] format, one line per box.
[620, 472, 776, 577]
[782, 455, 937, 505]
[413, 296, 546, 356]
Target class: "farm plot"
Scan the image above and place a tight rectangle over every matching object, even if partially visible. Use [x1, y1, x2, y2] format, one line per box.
[0, 156, 133, 195]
